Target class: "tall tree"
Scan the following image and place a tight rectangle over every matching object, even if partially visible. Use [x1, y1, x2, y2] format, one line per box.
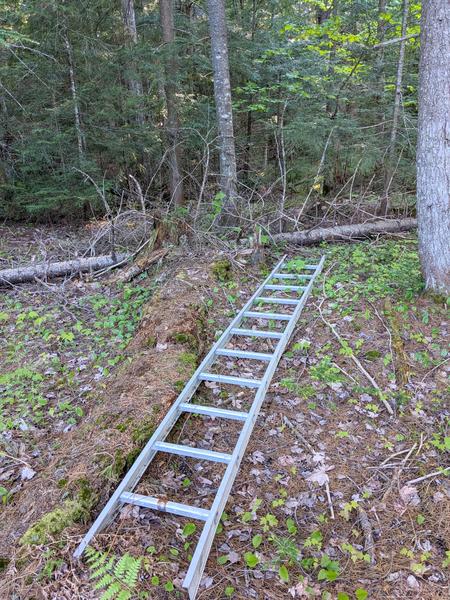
[63, 32, 85, 160]
[416, 0, 450, 294]
[207, 0, 238, 224]
[159, 0, 184, 207]
[379, 0, 409, 214]
[121, 0, 144, 127]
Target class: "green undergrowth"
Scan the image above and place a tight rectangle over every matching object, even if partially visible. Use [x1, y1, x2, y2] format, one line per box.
[0, 283, 153, 433]
[322, 238, 424, 302]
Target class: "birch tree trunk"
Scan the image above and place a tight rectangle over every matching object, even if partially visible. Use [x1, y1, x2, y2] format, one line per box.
[416, 0, 450, 295]
[159, 0, 184, 207]
[207, 0, 238, 225]
[375, 0, 387, 110]
[63, 34, 85, 160]
[378, 0, 409, 215]
[121, 0, 145, 127]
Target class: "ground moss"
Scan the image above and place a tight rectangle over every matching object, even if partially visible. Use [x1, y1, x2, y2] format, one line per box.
[172, 331, 197, 349]
[211, 259, 232, 282]
[20, 480, 96, 547]
[178, 351, 197, 372]
[20, 499, 87, 546]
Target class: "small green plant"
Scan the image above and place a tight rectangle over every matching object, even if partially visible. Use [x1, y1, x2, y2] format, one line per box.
[310, 357, 343, 384]
[85, 547, 142, 600]
[341, 543, 370, 564]
[317, 554, 340, 582]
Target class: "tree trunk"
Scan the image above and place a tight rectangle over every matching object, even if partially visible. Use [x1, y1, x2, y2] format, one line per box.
[159, 0, 184, 207]
[63, 34, 85, 160]
[378, 0, 409, 215]
[416, 0, 450, 295]
[0, 254, 129, 286]
[272, 218, 417, 245]
[375, 0, 387, 108]
[207, 0, 238, 225]
[121, 0, 145, 127]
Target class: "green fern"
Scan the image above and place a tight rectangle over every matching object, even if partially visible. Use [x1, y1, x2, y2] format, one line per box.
[85, 547, 141, 600]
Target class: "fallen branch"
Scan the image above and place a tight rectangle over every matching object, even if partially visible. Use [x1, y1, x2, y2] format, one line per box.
[406, 468, 449, 486]
[272, 217, 417, 245]
[111, 248, 168, 284]
[0, 253, 129, 286]
[317, 304, 394, 415]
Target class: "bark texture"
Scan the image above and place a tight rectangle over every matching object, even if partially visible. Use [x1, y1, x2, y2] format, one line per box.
[416, 0, 450, 294]
[159, 0, 184, 207]
[207, 0, 238, 223]
[0, 254, 129, 285]
[272, 218, 417, 245]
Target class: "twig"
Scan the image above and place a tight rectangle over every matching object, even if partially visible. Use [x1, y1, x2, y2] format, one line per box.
[317, 302, 394, 415]
[405, 468, 449, 486]
[381, 443, 417, 503]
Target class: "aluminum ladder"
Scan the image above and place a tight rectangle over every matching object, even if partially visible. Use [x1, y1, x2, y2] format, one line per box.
[74, 254, 325, 599]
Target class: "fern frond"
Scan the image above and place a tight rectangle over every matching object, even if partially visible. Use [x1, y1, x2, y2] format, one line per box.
[94, 573, 115, 590]
[100, 581, 121, 600]
[90, 557, 115, 580]
[114, 553, 131, 577]
[116, 590, 132, 600]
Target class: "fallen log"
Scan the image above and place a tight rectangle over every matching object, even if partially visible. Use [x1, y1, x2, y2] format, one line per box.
[111, 248, 168, 284]
[0, 253, 129, 286]
[272, 217, 417, 245]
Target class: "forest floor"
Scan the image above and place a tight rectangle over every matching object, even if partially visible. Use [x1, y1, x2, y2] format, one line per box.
[0, 225, 449, 600]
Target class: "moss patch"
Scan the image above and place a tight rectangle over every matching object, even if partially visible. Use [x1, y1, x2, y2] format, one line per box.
[20, 499, 87, 546]
[20, 479, 96, 547]
[211, 259, 232, 282]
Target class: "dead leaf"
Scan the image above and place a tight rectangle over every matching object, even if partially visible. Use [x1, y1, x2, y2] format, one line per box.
[399, 484, 420, 506]
[20, 466, 36, 480]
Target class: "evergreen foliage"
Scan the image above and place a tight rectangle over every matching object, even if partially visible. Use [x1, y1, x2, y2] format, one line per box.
[0, 1, 421, 219]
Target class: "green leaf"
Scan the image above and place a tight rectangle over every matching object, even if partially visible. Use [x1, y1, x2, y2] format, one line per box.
[286, 518, 297, 534]
[225, 586, 235, 597]
[355, 589, 368, 600]
[151, 575, 159, 585]
[217, 555, 228, 565]
[278, 564, 289, 582]
[164, 580, 174, 592]
[244, 552, 259, 568]
[337, 593, 350, 600]
[252, 534, 263, 549]
[182, 522, 196, 538]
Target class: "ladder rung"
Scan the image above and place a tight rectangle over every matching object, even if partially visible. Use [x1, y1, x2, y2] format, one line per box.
[255, 296, 300, 306]
[280, 264, 318, 271]
[243, 310, 291, 321]
[199, 372, 262, 388]
[120, 492, 210, 521]
[180, 402, 248, 421]
[230, 327, 283, 339]
[215, 348, 273, 361]
[264, 284, 306, 292]
[271, 273, 313, 280]
[154, 441, 232, 463]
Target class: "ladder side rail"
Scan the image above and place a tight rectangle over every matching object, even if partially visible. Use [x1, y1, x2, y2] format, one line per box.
[183, 256, 325, 598]
[74, 255, 287, 558]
